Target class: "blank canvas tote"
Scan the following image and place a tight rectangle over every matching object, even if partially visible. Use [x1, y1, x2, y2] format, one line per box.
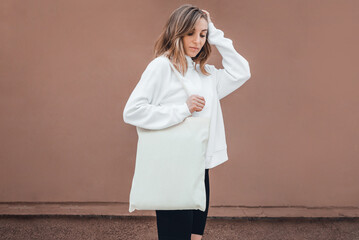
[129, 57, 210, 212]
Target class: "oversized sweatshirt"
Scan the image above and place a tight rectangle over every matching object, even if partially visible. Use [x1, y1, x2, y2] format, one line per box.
[123, 22, 251, 169]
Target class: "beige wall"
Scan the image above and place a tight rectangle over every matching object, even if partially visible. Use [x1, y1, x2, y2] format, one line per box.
[1, 0, 358, 217]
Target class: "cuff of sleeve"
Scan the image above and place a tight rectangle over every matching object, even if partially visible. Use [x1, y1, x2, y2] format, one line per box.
[207, 22, 218, 45]
[208, 22, 216, 34]
[180, 102, 192, 117]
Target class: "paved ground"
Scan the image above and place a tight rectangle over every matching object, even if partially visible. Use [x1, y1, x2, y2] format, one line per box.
[0, 215, 359, 240]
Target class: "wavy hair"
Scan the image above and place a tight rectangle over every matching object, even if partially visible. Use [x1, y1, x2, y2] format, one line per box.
[153, 4, 211, 76]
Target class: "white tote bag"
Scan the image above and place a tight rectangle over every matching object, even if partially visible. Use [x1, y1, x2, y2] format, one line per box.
[129, 58, 210, 213]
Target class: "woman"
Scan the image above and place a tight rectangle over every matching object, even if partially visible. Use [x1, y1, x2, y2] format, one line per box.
[123, 4, 251, 240]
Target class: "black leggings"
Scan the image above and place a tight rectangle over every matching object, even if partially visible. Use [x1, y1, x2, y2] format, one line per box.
[155, 169, 210, 240]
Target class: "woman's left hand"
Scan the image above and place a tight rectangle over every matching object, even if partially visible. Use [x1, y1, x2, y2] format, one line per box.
[202, 9, 212, 23]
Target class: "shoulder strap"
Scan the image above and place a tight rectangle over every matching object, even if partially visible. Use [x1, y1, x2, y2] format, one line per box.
[167, 59, 190, 97]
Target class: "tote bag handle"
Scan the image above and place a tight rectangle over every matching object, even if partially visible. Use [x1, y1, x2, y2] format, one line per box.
[167, 59, 191, 97]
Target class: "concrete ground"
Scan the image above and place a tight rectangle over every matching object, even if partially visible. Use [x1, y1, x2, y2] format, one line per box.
[0, 215, 359, 240]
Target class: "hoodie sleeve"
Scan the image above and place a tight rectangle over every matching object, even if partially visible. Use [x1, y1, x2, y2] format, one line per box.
[206, 22, 251, 100]
[123, 57, 192, 130]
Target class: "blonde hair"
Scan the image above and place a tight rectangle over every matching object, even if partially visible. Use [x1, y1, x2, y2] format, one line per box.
[153, 4, 212, 76]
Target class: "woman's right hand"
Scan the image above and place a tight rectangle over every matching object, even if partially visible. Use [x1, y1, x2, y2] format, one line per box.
[186, 95, 206, 113]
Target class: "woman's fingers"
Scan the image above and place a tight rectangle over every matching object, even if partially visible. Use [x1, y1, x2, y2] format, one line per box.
[186, 95, 206, 113]
[194, 96, 205, 105]
[202, 9, 212, 23]
[193, 95, 205, 110]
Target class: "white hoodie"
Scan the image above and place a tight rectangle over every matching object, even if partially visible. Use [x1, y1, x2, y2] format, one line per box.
[123, 22, 251, 169]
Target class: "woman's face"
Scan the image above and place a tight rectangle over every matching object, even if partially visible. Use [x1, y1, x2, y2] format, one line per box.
[182, 17, 208, 57]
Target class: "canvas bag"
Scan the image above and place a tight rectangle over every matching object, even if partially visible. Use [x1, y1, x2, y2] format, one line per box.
[129, 57, 211, 212]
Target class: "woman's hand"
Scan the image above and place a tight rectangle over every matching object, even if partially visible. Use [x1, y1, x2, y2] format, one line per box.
[202, 9, 212, 23]
[186, 95, 206, 113]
